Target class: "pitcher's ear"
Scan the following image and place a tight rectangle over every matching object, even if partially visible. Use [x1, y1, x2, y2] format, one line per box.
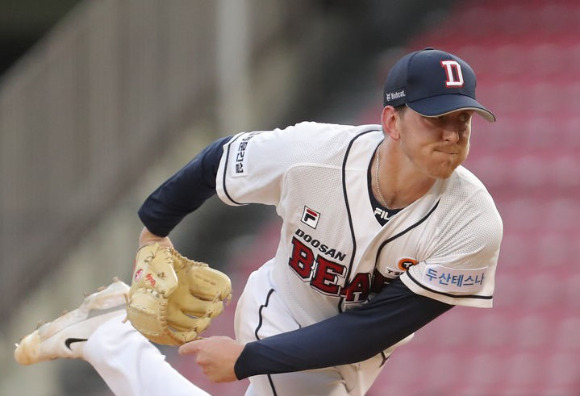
[381, 105, 401, 140]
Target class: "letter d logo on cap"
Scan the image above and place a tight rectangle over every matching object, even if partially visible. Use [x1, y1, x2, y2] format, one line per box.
[441, 60, 464, 88]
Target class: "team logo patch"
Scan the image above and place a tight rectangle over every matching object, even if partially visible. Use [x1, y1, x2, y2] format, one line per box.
[398, 257, 419, 271]
[301, 206, 320, 229]
[441, 60, 464, 88]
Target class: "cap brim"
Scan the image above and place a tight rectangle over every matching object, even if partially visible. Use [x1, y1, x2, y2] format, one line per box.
[407, 94, 496, 122]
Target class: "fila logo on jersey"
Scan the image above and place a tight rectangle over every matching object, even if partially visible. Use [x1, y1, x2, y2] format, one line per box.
[301, 206, 320, 229]
[374, 207, 393, 221]
[441, 60, 464, 87]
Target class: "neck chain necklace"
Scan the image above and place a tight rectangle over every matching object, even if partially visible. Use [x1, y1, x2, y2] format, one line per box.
[374, 142, 389, 208]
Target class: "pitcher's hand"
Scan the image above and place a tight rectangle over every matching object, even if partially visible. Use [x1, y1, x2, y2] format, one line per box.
[179, 336, 243, 382]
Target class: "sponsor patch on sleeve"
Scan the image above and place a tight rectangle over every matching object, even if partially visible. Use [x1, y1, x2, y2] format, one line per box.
[231, 133, 257, 177]
[422, 265, 488, 293]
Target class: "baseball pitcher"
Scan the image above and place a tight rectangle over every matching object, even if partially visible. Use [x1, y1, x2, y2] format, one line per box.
[15, 48, 502, 396]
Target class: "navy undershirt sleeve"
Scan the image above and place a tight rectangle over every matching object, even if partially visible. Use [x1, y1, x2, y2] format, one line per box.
[138, 136, 233, 237]
[234, 277, 453, 379]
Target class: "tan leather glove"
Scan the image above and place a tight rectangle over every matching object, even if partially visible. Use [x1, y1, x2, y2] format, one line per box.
[126, 243, 232, 345]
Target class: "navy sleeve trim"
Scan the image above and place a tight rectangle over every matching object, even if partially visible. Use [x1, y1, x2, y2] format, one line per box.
[138, 136, 233, 237]
[234, 277, 453, 379]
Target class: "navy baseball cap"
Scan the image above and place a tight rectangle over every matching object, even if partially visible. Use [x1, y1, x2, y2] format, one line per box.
[383, 48, 496, 122]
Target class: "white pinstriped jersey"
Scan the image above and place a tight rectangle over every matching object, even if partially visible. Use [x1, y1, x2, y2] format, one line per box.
[216, 122, 502, 328]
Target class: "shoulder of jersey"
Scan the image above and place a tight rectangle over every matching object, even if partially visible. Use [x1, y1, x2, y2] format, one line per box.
[288, 121, 382, 138]
[454, 165, 492, 193]
[447, 166, 501, 219]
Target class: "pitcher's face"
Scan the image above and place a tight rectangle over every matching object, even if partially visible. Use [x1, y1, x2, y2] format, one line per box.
[397, 108, 473, 179]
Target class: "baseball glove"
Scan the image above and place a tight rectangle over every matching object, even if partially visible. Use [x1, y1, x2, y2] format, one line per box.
[126, 243, 232, 346]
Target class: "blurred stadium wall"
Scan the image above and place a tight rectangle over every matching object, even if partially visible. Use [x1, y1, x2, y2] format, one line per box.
[2, 1, 521, 395]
